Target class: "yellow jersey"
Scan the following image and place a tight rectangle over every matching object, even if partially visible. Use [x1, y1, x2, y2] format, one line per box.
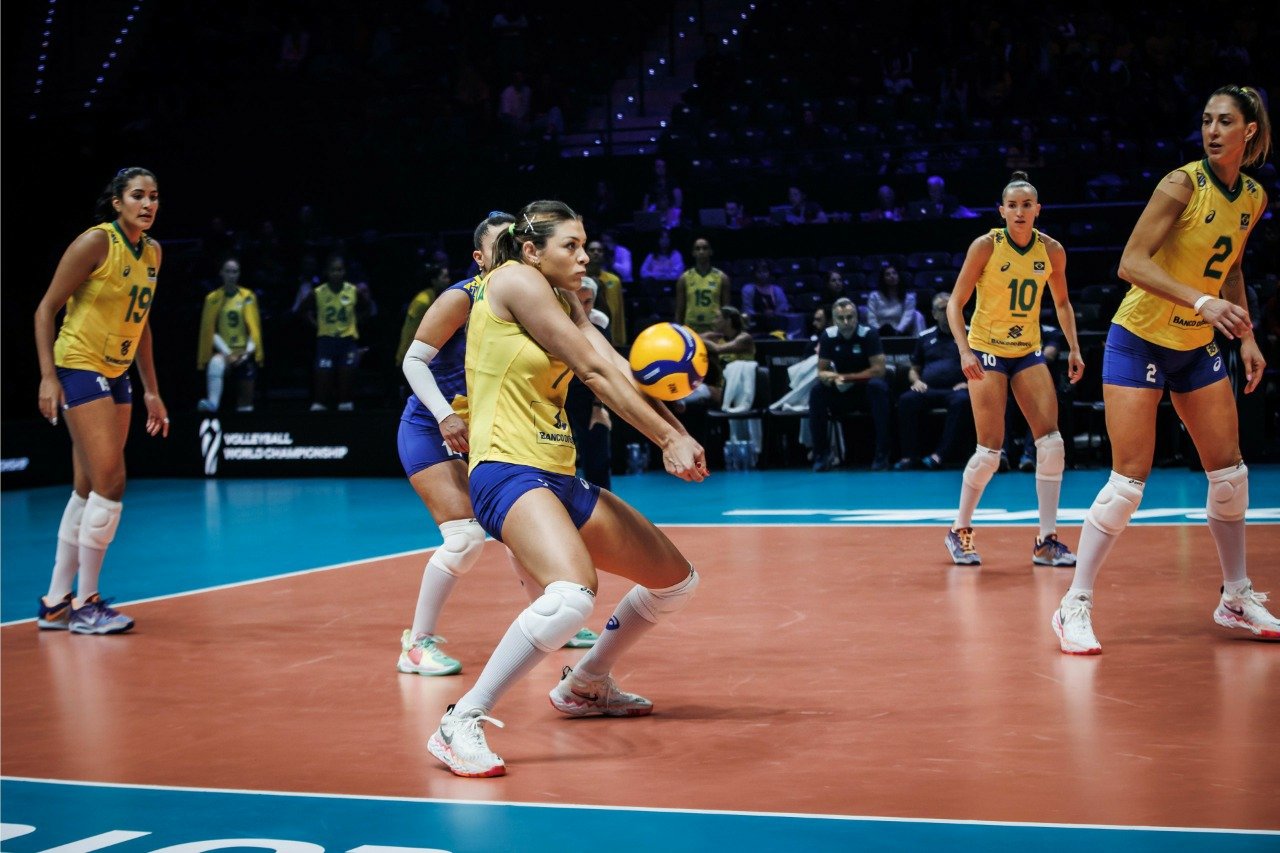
[466, 263, 577, 475]
[197, 285, 264, 369]
[395, 287, 436, 365]
[1113, 159, 1265, 350]
[315, 282, 359, 338]
[678, 266, 727, 333]
[967, 228, 1050, 357]
[595, 270, 627, 346]
[54, 222, 161, 378]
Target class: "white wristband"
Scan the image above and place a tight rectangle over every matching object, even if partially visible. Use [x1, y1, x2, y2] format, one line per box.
[402, 340, 457, 424]
[1193, 294, 1212, 315]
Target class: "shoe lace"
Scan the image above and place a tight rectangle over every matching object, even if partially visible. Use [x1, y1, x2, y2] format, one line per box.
[957, 528, 977, 554]
[1038, 535, 1068, 557]
[457, 711, 505, 749]
[1061, 595, 1093, 625]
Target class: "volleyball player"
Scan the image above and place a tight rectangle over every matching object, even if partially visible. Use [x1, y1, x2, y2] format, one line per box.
[1053, 86, 1277, 654]
[33, 167, 170, 635]
[427, 201, 705, 777]
[944, 172, 1085, 567]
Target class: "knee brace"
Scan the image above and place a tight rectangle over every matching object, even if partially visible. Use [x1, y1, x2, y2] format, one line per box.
[429, 518, 487, 577]
[518, 581, 596, 652]
[1206, 462, 1248, 522]
[1084, 471, 1144, 536]
[962, 445, 1001, 490]
[58, 491, 88, 546]
[1034, 431, 1065, 482]
[79, 491, 122, 551]
[625, 566, 700, 624]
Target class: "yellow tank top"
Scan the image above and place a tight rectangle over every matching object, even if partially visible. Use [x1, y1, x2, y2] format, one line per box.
[215, 288, 256, 352]
[680, 267, 726, 332]
[466, 263, 577, 475]
[315, 282, 359, 338]
[54, 222, 161, 378]
[1113, 160, 1265, 350]
[967, 227, 1050, 357]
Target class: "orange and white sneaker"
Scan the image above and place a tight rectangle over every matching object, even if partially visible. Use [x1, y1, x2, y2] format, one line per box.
[427, 705, 505, 777]
[1214, 583, 1280, 639]
[1053, 591, 1102, 655]
[397, 629, 461, 676]
[1033, 533, 1077, 567]
[945, 527, 981, 565]
[549, 665, 653, 717]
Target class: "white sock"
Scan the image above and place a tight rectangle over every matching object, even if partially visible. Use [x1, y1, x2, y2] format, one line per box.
[1064, 586, 1093, 603]
[454, 619, 545, 715]
[1066, 519, 1115, 593]
[76, 547, 107, 603]
[1224, 577, 1252, 597]
[47, 491, 86, 601]
[575, 588, 658, 676]
[1036, 476, 1061, 539]
[1207, 517, 1247, 586]
[410, 562, 460, 638]
[207, 373, 224, 409]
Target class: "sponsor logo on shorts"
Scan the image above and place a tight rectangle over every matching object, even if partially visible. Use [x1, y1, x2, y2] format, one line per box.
[1213, 358, 1222, 372]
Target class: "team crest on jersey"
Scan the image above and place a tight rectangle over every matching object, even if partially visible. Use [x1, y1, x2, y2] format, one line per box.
[1245, 178, 1257, 194]
[1008, 325, 1024, 339]
[1206, 341, 1219, 357]
[147, 266, 157, 281]
[1240, 213, 1251, 230]
[340, 294, 352, 305]
[1033, 261, 1045, 272]
[1195, 170, 1207, 187]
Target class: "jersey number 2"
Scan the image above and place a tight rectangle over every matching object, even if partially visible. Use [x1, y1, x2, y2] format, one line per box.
[1202, 236, 1232, 280]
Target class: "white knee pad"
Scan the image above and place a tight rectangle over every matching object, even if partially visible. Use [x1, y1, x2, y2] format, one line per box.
[58, 491, 88, 546]
[1206, 462, 1248, 522]
[518, 581, 596, 652]
[79, 491, 122, 551]
[1034, 431, 1065, 482]
[962, 445, 1001, 490]
[625, 566, 700, 624]
[1085, 471, 1144, 536]
[430, 518, 487, 577]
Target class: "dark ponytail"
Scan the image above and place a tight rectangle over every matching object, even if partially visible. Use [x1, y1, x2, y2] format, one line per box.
[93, 167, 156, 223]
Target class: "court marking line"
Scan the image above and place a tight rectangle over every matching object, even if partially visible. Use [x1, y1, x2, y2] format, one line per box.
[3, 520, 1275, 628]
[2, 776, 1276, 836]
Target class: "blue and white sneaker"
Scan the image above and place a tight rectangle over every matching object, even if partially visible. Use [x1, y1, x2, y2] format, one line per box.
[37, 593, 73, 630]
[1033, 534, 1077, 567]
[945, 527, 981, 565]
[563, 627, 599, 649]
[68, 594, 134, 635]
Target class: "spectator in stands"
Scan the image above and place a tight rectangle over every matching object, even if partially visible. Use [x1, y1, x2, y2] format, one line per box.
[810, 297, 891, 471]
[303, 254, 373, 411]
[867, 264, 925, 337]
[1006, 123, 1046, 171]
[674, 237, 732, 335]
[740, 261, 791, 337]
[588, 179, 621, 231]
[862, 184, 905, 222]
[805, 306, 830, 343]
[893, 292, 969, 470]
[586, 239, 627, 346]
[785, 185, 829, 225]
[396, 263, 451, 367]
[565, 278, 613, 489]
[643, 158, 683, 229]
[822, 271, 848, 317]
[724, 200, 747, 229]
[907, 176, 962, 220]
[600, 230, 633, 282]
[497, 70, 531, 137]
[639, 229, 684, 281]
[197, 257, 264, 414]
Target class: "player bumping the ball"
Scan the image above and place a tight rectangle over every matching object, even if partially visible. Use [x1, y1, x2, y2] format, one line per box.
[427, 200, 706, 778]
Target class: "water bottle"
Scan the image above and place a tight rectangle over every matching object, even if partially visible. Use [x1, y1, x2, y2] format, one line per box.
[626, 442, 646, 475]
[743, 440, 758, 470]
[723, 440, 740, 471]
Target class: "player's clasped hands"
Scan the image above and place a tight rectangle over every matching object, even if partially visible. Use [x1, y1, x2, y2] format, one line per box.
[662, 434, 709, 482]
[1199, 297, 1252, 340]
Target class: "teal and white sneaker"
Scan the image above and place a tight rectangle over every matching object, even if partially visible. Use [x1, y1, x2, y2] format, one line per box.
[549, 665, 653, 717]
[397, 629, 462, 676]
[563, 627, 599, 649]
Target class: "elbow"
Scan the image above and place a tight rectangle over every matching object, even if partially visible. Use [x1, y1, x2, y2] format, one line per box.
[1116, 255, 1138, 285]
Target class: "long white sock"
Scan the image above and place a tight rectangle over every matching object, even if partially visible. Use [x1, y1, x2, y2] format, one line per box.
[47, 491, 86, 601]
[454, 620, 545, 715]
[1036, 477, 1061, 538]
[575, 589, 657, 677]
[76, 492, 123, 603]
[206, 356, 226, 408]
[410, 562, 460, 638]
[1067, 519, 1114, 593]
[1207, 518, 1247, 586]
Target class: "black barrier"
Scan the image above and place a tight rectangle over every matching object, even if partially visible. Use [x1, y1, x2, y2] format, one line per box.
[1, 409, 405, 489]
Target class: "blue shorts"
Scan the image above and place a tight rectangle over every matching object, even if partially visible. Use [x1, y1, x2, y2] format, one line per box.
[970, 347, 1046, 377]
[315, 336, 360, 370]
[397, 400, 462, 477]
[1102, 324, 1226, 393]
[469, 461, 601, 543]
[57, 367, 132, 409]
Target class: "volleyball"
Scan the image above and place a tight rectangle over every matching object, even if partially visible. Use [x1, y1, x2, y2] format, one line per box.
[628, 323, 709, 401]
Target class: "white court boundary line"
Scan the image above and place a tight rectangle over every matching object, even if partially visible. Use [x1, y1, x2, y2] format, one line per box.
[2, 775, 1277, 836]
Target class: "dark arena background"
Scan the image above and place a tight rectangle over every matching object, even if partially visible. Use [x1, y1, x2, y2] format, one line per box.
[3, 2, 1279, 851]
